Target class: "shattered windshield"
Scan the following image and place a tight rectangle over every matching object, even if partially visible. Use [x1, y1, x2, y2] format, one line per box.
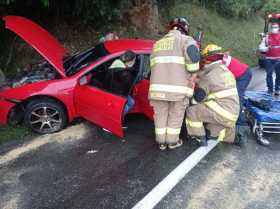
[64, 43, 109, 76]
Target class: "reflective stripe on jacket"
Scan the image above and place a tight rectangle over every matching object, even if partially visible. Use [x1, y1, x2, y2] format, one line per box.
[198, 62, 240, 124]
[206, 88, 239, 122]
[149, 30, 199, 101]
[204, 100, 238, 122]
[207, 88, 238, 100]
[150, 56, 199, 73]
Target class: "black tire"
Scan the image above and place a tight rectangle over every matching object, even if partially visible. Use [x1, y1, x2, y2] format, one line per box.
[24, 98, 67, 134]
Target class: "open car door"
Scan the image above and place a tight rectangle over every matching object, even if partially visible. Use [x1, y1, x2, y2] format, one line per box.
[74, 77, 127, 137]
[133, 79, 153, 120]
[132, 55, 154, 120]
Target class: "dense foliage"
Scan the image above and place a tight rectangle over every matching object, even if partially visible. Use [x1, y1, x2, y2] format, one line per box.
[0, 0, 122, 25]
[0, 0, 279, 72]
[193, 0, 280, 18]
[1, 0, 280, 22]
[262, 0, 280, 14]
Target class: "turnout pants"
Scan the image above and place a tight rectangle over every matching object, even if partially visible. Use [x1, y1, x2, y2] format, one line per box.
[186, 103, 236, 143]
[150, 99, 188, 145]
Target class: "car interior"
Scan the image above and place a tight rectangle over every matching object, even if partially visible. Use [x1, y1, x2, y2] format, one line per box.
[86, 54, 143, 97]
[142, 54, 151, 80]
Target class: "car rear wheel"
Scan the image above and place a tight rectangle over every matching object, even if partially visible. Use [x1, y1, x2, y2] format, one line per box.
[24, 99, 67, 134]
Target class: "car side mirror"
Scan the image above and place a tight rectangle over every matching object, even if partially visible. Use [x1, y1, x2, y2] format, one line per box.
[79, 75, 89, 86]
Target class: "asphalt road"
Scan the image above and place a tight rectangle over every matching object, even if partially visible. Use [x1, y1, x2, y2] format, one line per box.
[1, 67, 280, 209]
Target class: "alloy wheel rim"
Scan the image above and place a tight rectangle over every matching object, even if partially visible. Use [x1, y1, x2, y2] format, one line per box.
[30, 106, 62, 133]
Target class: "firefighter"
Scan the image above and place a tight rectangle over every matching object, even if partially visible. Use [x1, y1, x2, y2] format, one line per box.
[149, 17, 200, 150]
[258, 23, 280, 96]
[185, 47, 241, 146]
[201, 44, 256, 144]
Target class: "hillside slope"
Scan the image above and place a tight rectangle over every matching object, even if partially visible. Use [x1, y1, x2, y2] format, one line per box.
[169, 2, 264, 65]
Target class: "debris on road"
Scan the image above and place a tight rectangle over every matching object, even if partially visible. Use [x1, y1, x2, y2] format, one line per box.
[0, 123, 91, 167]
[86, 150, 98, 154]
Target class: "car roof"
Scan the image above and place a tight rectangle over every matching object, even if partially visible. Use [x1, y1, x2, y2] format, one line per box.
[103, 39, 155, 54]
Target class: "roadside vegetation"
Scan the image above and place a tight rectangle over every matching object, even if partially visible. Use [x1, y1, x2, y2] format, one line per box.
[0, 125, 30, 144]
[170, 1, 264, 65]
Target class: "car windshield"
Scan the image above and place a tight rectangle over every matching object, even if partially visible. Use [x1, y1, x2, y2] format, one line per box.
[64, 43, 109, 76]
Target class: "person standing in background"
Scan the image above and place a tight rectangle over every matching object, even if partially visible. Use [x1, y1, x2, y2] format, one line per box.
[259, 23, 280, 96]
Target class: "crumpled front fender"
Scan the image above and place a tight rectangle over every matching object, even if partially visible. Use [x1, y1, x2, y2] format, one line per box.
[0, 96, 16, 124]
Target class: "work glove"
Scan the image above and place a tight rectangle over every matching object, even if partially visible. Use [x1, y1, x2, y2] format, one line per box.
[193, 87, 206, 102]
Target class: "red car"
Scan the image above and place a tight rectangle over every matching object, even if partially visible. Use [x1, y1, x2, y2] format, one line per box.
[0, 16, 154, 138]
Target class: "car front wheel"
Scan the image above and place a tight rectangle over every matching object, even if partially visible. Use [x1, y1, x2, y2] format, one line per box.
[24, 99, 67, 134]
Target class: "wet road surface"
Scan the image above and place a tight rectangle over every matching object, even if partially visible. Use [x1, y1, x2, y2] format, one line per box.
[1, 67, 280, 209]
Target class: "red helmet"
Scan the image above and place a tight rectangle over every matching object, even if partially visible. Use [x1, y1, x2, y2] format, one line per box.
[169, 17, 190, 35]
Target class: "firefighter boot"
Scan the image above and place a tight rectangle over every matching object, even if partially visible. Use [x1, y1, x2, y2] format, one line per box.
[168, 139, 183, 150]
[159, 144, 167, 150]
[234, 133, 245, 146]
[194, 136, 208, 147]
[205, 129, 216, 141]
[234, 125, 246, 146]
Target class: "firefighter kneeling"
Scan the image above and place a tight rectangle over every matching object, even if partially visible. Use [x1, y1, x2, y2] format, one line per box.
[186, 46, 242, 146]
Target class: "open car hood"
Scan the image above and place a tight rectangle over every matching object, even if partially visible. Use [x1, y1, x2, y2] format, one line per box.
[3, 16, 66, 77]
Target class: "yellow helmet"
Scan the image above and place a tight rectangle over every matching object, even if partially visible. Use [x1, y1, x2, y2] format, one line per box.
[202, 44, 222, 57]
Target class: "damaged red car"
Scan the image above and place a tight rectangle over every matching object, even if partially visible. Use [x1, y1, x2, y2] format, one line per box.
[0, 16, 154, 137]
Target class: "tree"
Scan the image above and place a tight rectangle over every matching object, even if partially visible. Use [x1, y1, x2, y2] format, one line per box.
[0, 0, 49, 6]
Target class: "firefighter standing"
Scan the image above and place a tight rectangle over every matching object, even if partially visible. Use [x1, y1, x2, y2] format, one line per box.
[149, 17, 200, 150]
[186, 48, 241, 146]
[259, 23, 280, 95]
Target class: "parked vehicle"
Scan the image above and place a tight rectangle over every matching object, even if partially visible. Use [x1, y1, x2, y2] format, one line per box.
[0, 16, 154, 138]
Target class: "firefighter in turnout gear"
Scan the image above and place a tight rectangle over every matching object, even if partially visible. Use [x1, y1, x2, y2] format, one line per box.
[186, 47, 241, 146]
[149, 17, 200, 150]
[201, 44, 254, 145]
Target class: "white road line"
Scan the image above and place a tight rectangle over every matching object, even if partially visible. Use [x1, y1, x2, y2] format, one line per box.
[132, 140, 219, 209]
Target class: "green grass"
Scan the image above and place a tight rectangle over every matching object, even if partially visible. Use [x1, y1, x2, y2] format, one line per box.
[170, 1, 264, 65]
[0, 125, 30, 145]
